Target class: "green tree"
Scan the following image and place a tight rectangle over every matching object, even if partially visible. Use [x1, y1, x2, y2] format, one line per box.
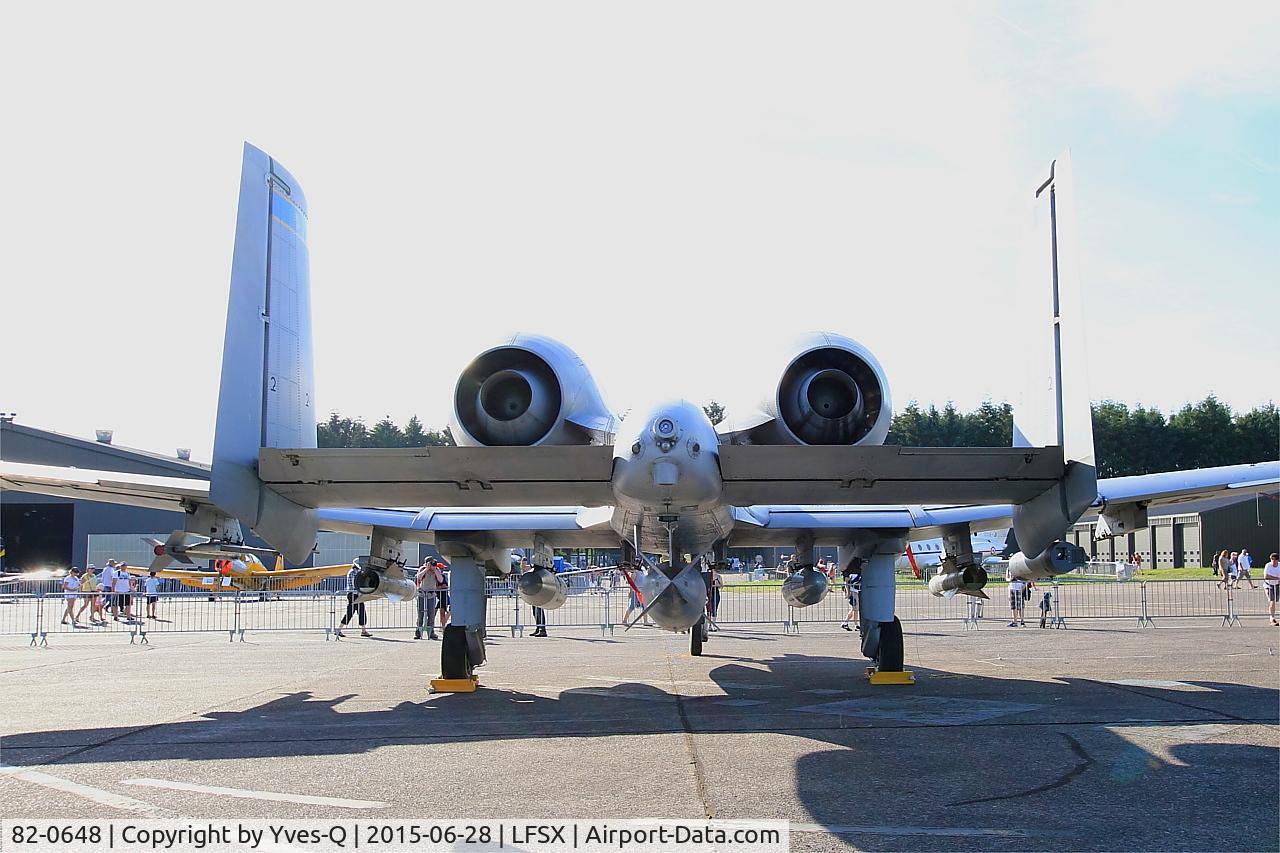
[369, 416, 405, 448]
[937, 403, 964, 447]
[887, 402, 927, 445]
[317, 413, 370, 448]
[1091, 401, 1131, 478]
[403, 415, 428, 447]
[1127, 406, 1170, 476]
[702, 400, 726, 426]
[962, 400, 1011, 447]
[1169, 395, 1237, 470]
[1234, 403, 1279, 464]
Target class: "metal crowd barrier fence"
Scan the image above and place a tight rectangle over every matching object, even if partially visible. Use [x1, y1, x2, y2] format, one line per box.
[2, 578, 1275, 643]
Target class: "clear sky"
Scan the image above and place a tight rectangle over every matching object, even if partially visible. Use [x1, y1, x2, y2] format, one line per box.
[3, 2, 1276, 461]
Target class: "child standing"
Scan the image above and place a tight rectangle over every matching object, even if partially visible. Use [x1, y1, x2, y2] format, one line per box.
[1037, 590, 1053, 628]
[145, 571, 161, 620]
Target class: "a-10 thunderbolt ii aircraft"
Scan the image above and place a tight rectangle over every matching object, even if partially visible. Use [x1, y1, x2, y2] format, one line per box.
[2, 144, 1276, 688]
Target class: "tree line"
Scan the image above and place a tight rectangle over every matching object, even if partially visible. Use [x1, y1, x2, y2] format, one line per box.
[318, 396, 1276, 479]
[317, 413, 455, 448]
[885, 397, 1277, 478]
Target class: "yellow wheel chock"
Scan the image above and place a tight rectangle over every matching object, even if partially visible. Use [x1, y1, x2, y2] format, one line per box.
[865, 666, 915, 685]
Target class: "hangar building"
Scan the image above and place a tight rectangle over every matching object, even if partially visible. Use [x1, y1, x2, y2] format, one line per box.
[0, 419, 416, 571]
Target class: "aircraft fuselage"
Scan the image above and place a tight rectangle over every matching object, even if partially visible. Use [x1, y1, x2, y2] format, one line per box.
[609, 400, 733, 559]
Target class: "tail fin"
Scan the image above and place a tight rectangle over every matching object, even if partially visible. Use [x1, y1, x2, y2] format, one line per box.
[210, 143, 318, 563]
[1011, 153, 1098, 558]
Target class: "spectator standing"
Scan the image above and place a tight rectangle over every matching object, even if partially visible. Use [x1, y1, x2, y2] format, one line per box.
[707, 562, 722, 629]
[521, 558, 547, 638]
[414, 558, 440, 640]
[1236, 549, 1256, 590]
[81, 564, 103, 624]
[61, 568, 82, 627]
[1008, 577, 1027, 626]
[98, 561, 118, 619]
[144, 571, 161, 619]
[1037, 590, 1053, 628]
[1229, 551, 1241, 588]
[336, 562, 371, 638]
[623, 572, 646, 625]
[113, 563, 135, 620]
[1209, 551, 1221, 577]
[435, 560, 451, 629]
[840, 564, 861, 633]
[1263, 554, 1280, 626]
[1216, 551, 1232, 589]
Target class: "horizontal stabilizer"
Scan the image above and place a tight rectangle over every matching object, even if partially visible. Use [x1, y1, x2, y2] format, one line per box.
[258, 446, 617, 508]
[719, 444, 1065, 506]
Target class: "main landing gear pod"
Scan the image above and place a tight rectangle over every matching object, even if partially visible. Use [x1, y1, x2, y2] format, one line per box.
[855, 537, 915, 685]
[430, 556, 487, 694]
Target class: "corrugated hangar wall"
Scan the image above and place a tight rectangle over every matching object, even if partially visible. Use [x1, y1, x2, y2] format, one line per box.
[1201, 497, 1279, 565]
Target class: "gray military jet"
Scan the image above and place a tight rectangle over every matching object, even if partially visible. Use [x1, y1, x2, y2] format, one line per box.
[3, 144, 1275, 688]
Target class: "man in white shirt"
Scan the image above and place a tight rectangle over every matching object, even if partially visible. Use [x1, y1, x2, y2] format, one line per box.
[1263, 553, 1280, 626]
[1236, 549, 1257, 590]
[1008, 578, 1027, 627]
[98, 561, 118, 619]
[112, 563, 134, 620]
[414, 558, 440, 640]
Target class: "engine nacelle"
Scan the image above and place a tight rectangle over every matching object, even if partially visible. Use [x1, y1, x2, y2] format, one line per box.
[353, 567, 416, 602]
[1006, 542, 1087, 581]
[518, 567, 568, 610]
[451, 334, 615, 446]
[781, 566, 830, 608]
[728, 332, 891, 446]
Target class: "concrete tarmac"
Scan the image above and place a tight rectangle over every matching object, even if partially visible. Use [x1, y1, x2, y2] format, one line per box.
[1, 620, 1277, 851]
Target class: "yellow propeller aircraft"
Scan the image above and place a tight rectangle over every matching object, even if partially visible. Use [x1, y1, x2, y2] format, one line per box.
[118, 532, 351, 593]
[120, 553, 352, 593]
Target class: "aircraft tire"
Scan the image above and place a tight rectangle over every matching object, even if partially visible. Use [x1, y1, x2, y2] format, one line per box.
[441, 625, 471, 679]
[877, 617, 904, 672]
[690, 617, 704, 656]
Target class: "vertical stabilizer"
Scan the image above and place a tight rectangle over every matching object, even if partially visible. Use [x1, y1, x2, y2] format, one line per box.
[1011, 153, 1098, 558]
[210, 143, 317, 563]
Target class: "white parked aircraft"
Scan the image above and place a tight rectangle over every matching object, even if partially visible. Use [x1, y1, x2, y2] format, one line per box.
[2, 144, 1276, 687]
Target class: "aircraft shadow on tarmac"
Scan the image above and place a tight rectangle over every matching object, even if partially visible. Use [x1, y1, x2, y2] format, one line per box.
[4, 655, 1276, 851]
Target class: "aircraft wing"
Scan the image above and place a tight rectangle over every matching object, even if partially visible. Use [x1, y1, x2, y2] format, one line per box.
[0, 462, 209, 512]
[0, 460, 618, 549]
[1093, 462, 1280, 508]
[729, 460, 1279, 544]
[257, 446, 617, 507]
[120, 566, 220, 581]
[254, 564, 351, 581]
